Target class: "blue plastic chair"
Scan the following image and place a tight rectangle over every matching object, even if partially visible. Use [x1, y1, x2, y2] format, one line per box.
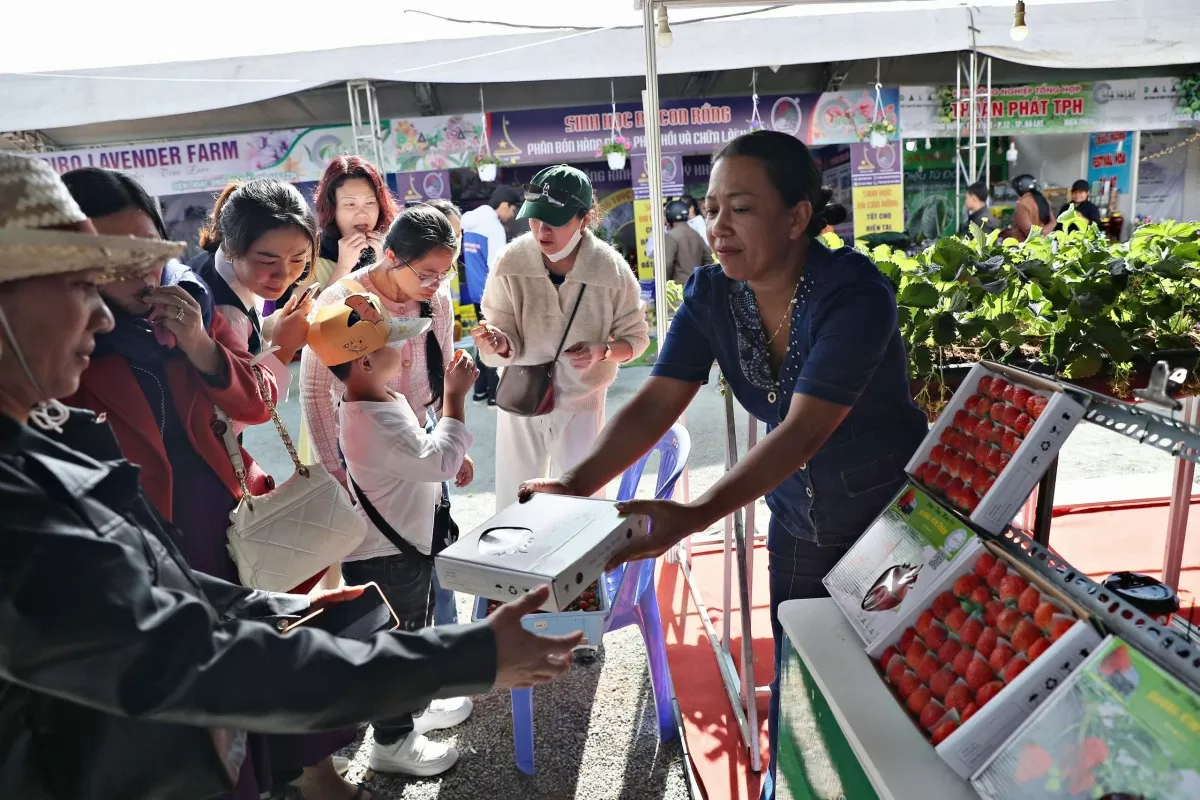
[510, 423, 691, 774]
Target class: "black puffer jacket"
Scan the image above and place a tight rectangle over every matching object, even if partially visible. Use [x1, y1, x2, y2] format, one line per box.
[0, 409, 497, 799]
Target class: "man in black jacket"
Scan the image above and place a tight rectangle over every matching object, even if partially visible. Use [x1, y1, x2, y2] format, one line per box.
[1059, 179, 1103, 228]
[959, 182, 997, 235]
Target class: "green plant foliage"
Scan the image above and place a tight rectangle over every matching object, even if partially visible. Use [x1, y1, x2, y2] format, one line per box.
[864, 217, 1200, 410]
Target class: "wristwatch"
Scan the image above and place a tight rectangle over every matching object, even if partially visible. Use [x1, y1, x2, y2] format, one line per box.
[601, 343, 612, 362]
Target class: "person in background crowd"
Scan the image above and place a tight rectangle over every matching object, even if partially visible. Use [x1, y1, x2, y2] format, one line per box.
[0, 152, 584, 800]
[59, 167, 366, 800]
[308, 294, 480, 777]
[960, 181, 997, 235]
[311, 155, 399, 290]
[1059, 179, 1103, 228]
[471, 165, 650, 511]
[461, 186, 523, 405]
[1004, 174, 1056, 241]
[661, 198, 713, 286]
[682, 194, 709, 245]
[518, 132, 928, 800]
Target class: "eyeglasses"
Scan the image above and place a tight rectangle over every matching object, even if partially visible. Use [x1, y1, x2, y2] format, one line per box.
[522, 183, 581, 210]
[397, 256, 456, 288]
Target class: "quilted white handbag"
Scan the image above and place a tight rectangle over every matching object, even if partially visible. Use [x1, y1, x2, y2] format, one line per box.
[218, 365, 366, 592]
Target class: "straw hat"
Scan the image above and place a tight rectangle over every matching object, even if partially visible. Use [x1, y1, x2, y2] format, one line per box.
[0, 152, 185, 284]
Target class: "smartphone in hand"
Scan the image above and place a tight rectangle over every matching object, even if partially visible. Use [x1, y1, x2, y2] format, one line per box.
[282, 582, 399, 641]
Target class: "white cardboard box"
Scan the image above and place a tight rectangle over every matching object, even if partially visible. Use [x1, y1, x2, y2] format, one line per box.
[823, 481, 982, 650]
[434, 494, 647, 612]
[906, 362, 1088, 534]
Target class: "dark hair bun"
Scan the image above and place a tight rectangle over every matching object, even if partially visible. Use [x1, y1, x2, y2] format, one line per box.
[823, 203, 849, 227]
[804, 186, 846, 235]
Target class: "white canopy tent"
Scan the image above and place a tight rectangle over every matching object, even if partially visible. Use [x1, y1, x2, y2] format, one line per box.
[2, 0, 1197, 133]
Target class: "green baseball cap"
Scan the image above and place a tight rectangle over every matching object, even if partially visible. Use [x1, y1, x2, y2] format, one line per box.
[517, 165, 594, 227]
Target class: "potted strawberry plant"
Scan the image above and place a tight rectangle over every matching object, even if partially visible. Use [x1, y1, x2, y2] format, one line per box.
[474, 153, 501, 182]
[598, 136, 631, 170]
[865, 119, 896, 148]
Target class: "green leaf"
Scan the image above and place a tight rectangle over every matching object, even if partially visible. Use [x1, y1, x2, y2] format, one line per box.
[947, 290, 969, 313]
[1064, 345, 1104, 378]
[980, 277, 1009, 294]
[899, 282, 939, 308]
[1017, 259, 1053, 281]
[932, 313, 958, 346]
[910, 345, 934, 376]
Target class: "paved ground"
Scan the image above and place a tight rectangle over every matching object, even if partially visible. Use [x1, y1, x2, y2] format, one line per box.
[246, 365, 1176, 800]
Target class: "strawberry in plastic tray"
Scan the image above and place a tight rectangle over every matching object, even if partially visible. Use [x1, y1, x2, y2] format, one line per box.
[483, 581, 603, 616]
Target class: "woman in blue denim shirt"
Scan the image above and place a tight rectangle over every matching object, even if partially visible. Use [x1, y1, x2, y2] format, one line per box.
[521, 130, 928, 798]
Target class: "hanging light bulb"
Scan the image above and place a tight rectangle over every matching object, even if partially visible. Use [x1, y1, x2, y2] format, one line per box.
[925, 137, 932, 149]
[1010, 1, 1029, 42]
[905, 140, 917, 152]
[1006, 141, 1019, 163]
[656, 5, 674, 48]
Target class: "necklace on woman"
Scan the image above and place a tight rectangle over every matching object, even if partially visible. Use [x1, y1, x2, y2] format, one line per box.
[129, 363, 166, 438]
[764, 279, 803, 345]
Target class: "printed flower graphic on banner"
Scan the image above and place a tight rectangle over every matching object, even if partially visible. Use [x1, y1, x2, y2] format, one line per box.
[442, 116, 481, 155]
[393, 120, 428, 154]
[426, 154, 449, 170]
[247, 133, 293, 169]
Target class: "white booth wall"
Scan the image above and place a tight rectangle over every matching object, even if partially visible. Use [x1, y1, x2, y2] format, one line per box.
[1010, 133, 1091, 192]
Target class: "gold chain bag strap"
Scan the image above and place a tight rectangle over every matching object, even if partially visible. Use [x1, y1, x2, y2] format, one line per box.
[218, 365, 367, 592]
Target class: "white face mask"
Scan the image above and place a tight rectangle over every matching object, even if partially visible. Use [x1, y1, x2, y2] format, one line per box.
[544, 223, 584, 263]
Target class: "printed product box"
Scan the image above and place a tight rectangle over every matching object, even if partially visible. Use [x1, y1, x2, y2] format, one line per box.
[973, 635, 1200, 799]
[434, 494, 647, 612]
[823, 481, 981, 650]
[866, 542, 1103, 779]
[907, 361, 1088, 534]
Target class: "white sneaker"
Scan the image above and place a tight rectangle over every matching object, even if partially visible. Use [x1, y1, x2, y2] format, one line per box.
[413, 697, 473, 734]
[369, 731, 459, 777]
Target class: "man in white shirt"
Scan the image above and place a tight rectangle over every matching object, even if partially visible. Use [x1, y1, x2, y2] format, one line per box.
[461, 185, 522, 403]
[683, 195, 709, 245]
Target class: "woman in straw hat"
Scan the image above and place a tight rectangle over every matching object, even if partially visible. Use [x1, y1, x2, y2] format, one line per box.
[0, 153, 584, 800]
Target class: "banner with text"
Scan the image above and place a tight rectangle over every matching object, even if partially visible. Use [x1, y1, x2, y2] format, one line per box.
[901, 78, 1196, 138]
[1137, 130, 1191, 223]
[850, 142, 904, 240]
[396, 170, 451, 204]
[1087, 132, 1134, 197]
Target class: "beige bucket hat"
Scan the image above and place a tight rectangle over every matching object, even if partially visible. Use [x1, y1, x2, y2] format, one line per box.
[0, 152, 185, 284]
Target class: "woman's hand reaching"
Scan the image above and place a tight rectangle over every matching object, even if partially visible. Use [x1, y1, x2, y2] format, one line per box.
[147, 286, 223, 376]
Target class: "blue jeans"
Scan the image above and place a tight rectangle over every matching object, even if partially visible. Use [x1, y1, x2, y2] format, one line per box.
[432, 569, 458, 625]
[760, 519, 853, 800]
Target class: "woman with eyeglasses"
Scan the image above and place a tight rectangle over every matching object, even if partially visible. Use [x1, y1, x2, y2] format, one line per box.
[470, 165, 650, 511]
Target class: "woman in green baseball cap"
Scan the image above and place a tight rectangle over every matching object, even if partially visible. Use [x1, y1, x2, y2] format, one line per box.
[470, 165, 650, 510]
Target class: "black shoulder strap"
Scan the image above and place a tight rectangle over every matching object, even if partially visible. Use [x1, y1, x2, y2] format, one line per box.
[553, 284, 587, 361]
[348, 474, 429, 561]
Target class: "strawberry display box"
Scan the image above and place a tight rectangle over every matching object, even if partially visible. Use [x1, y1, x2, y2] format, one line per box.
[472, 580, 609, 650]
[907, 362, 1087, 534]
[823, 481, 982, 650]
[973, 635, 1200, 799]
[866, 542, 1102, 779]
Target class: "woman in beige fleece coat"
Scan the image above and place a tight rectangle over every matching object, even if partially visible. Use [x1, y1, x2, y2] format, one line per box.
[471, 165, 650, 510]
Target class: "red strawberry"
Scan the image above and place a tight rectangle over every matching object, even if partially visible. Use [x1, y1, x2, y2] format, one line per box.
[1013, 412, 1034, 436]
[999, 574, 1029, 603]
[971, 461, 991, 486]
[919, 699, 947, 731]
[924, 620, 948, 650]
[937, 639, 962, 665]
[944, 681, 973, 714]
[989, 640, 1016, 672]
[959, 615, 985, 648]
[898, 671, 921, 700]
[932, 591, 959, 620]
[940, 426, 957, 447]
[987, 561, 1010, 590]
[932, 470, 952, 491]
[952, 648, 974, 678]
[1011, 386, 1032, 409]
[974, 551, 997, 577]
[985, 446, 1004, 473]
[1017, 585, 1042, 614]
[946, 477, 966, 504]
[906, 641, 926, 669]
[989, 378, 1009, 399]
[1015, 743, 1054, 783]
[1067, 769, 1096, 796]
[916, 610, 935, 637]
[977, 376, 994, 395]
[960, 701, 978, 723]
[917, 653, 941, 682]
[1001, 383, 1016, 403]
[887, 657, 908, 683]
[975, 396, 993, 418]
[930, 444, 947, 465]
[997, 452, 1012, 470]
[974, 416, 994, 439]
[965, 393, 984, 415]
[930, 667, 956, 699]
[1003, 655, 1030, 683]
[990, 423, 1007, 445]
[969, 585, 992, 607]
[945, 606, 968, 635]
[1032, 601, 1059, 631]
[1027, 394, 1048, 418]
[977, 474, 997, 494]
[1080, 736, 1108, 769]
[1049, 614, 1076, 642]
[961, 457, 981, 483]
[984, 600, 1006, 626]
[953, 409, 972, 430]
[989, 401, 1008, 423]
[997, 608, 1023, 636]
[880, 646, 900, 670]
[1001, 404, 1021, 429]
[962, 490, 982, 513]
[973, 439, 992, 464]
[897, 626, 918, 652]
[1002, 430, 1023, 455]
[1011, 619, 1042, 654]
[953, 573, 983, 598]
[907, 686, 932, 715]
[1026, 636, 1051, 662]
[931, 718, 958, 745]
[975, 626, 999, 658]
[1100, 644, 1133, 676]
[976, 680, 1004, 707]
[965, 655, 995, 691]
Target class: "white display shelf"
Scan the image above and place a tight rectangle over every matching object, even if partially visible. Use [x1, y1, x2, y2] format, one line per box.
[778, 597, 978, 800]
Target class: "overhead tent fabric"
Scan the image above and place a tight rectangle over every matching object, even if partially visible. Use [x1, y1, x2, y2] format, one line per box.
[2, 0, 1198, 133]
